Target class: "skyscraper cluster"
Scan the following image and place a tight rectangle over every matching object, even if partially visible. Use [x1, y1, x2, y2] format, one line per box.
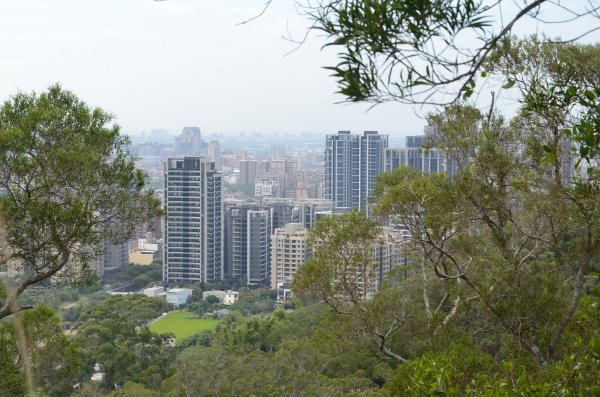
[160, 129, 447, 292]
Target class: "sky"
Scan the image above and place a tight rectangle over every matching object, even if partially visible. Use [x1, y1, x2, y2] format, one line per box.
[1, 1, 599, 139]
[0, 0, 426, 139]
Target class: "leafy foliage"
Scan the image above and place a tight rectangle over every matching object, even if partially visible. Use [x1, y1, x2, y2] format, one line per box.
[74, 294, 174, 392]
[0, 85, 161, 319]
[0, 307, 80, 397]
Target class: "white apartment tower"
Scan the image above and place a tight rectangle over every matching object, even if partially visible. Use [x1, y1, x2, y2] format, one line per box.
[163, 157, 223, 284]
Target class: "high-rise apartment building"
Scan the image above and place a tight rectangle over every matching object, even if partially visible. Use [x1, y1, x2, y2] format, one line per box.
[271, 223, 309, 289]
[324, 131, 388, 213]
[163, 157, 223, 284]
[224, 204, 271, 286]
[360, 131, 388, 211]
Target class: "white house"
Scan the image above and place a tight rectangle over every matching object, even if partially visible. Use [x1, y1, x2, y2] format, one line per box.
[166, 288, 193, 307]
[143, 286, 164, 297]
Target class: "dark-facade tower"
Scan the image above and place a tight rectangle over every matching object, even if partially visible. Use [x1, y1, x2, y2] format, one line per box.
[163, 157, 223, 284]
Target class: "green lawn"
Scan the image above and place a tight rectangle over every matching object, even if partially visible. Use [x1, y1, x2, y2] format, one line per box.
[149, 311, 219, 343]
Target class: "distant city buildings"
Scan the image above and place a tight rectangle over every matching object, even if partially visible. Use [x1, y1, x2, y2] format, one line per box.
[270, 156, 299, 199]
[270, 144, 286, 159]
[295, 169, 324, 199]
[96, 240, 129, 277]
[163, 157, 223, 284]
[175, 127, 203, 156]
[325, 131, 388, 213]
[208, 140, 222, 171]
[239, 160, 258, 185]
[132, 127, 435, 295]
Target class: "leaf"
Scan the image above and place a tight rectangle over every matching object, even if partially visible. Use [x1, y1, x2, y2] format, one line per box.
[502, 79, 515, 89]
[584, 90, 596, 101]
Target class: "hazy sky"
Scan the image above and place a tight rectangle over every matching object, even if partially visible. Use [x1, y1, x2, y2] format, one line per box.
[1, 1, 598, 138]
[0, 0, 427, 138]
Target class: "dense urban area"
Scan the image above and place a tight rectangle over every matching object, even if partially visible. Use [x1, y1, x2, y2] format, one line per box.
[2, 1, 600, 396]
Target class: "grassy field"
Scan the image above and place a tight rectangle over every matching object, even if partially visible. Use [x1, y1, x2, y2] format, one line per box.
[149, 311, 219, 343]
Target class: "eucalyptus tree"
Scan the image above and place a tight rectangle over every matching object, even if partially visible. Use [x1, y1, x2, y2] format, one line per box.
[374, 103, 600, 366]
[293, 210, 454, 363]
[0, 85, 162, 320]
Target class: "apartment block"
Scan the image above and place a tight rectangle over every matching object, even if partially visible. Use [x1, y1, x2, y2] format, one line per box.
[163, 157, 223, 284]
[271, 223, 310, 289]
[325, 131, 388, 213]
[224, 203, 271, 286]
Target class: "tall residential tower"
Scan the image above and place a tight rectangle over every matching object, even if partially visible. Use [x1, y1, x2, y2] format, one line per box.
[163, 157, 223, 284]
[324, 131, 388, 213]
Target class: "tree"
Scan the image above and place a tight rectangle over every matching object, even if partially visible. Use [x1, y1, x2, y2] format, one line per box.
[374, 101, 600, 366]
[0, 306, 81, 397]
[74, 294, 174, 392]
[482, 37, 600, 171]
[0, 85, 161, 319]
[298, 0, 600, 105]
[294, 210, 430, 363]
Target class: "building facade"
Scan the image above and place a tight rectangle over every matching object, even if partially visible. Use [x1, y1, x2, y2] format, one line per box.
[325, 131, 388, 213]
[384, 147, 448, 174]
[385, 134, 465, 176]
[163, 157, 223, 284]
[360, 131, 388, 211]
[224, 203, 271, 286]
[271, 223, 310, 289]
[295, 169, 324, 199]
[97, 240, 129, 277]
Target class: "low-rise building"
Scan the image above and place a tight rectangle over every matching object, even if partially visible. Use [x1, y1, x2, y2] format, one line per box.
[276, 282, 292, 303]
[129, 239, 161, 266]
[166, 288, 193, 307]
[203, 290, 239, 305]
[143, 286, 165, 297]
